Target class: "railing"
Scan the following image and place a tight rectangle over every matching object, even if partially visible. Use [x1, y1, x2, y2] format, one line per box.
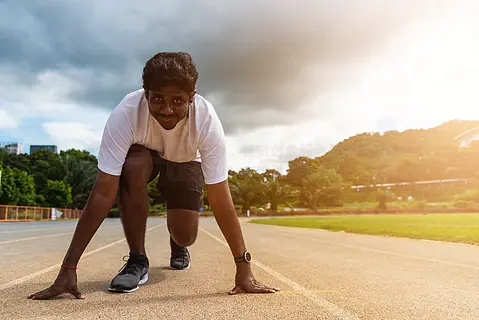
[0, 205, 82, 221]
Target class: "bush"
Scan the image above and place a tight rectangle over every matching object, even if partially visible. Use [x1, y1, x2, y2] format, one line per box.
[454, 189, 479, 202]
[453, 200, 476, 209]
[108, 207, 120, 218]
[413, 200, 427, 209]
[149, 203, 166, 216]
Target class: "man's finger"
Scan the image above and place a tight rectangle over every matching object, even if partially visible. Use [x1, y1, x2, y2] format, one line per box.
[260, 284, 281, 292]
[68, 290, 86, 299]
[249, 284, 277, 293]
[253, 282, 281, 292]
[253, 287, 276, 293]
[30, 287, 63, 300]
[28, 287, 54, 299]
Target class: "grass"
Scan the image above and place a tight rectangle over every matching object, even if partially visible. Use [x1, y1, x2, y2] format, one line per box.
[249, 213, 479, 245]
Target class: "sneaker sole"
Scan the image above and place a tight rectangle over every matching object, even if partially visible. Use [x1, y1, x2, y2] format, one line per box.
[169, 262, 190, 270]
[108, 273, 149, 293]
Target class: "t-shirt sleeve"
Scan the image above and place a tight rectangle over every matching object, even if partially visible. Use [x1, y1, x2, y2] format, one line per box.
[198, 108, 228, 185]
[97, 107, 134, 176]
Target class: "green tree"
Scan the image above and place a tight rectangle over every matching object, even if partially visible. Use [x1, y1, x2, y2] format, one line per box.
[60, 149, 98, 164]
[147, 175, 164, 206]
[0, 166, 18, 205]
[30, 150, 66, 182]
[301, 166, 343, 210]
[2, 153, 31, 174]
[262, 169, 296, 211]
[61, 153, 97, 209]
[229, 168, 266, 214]
[13, 168, 36, 206]
[45, 180, 72, 208]
[285, 157, 320, 187]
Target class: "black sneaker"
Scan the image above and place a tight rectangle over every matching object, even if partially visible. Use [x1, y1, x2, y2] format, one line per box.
[109, 252, 149, 293]
[170, 237, 191, 270]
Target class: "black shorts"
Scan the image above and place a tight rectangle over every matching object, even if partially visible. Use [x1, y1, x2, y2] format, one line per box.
[148, 149, 204, 212]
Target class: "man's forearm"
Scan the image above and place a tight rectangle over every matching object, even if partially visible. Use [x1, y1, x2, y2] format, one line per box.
[62, 172, 119, 266]
[211, 202, 247, 258]
[62, 193, 115, 266]
[207, 181, 247, 258]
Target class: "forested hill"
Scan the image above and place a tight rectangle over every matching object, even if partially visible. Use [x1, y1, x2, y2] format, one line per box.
[288, 120, 479, 187]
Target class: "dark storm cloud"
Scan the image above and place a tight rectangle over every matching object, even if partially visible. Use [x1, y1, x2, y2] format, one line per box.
[0, 0, 430, 133]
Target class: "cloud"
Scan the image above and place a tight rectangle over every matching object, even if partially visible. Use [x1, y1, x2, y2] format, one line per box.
[0, 67, 111, 153]
[0, 0, 440, 134]
[225, 119, 342, 173]
[2, 0, 479, 174]
[42, 122, 103, 152]
[0, 109, 17, 129]
[221, 0, 479, 173]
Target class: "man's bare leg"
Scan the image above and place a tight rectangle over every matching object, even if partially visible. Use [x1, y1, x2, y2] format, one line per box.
[118, 145, 158, 255]
[167, 209, 199, 269]
[109, 145, 158, 293]
[167, 209, 199, 246]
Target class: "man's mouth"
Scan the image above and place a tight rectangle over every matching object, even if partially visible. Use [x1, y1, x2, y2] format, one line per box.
[160, 114, 175, 121]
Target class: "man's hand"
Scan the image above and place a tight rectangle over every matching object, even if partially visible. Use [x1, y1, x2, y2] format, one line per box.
[229, 263, 280, 295]
[28, 269, 85, 300]
[206, 180, 280, 295]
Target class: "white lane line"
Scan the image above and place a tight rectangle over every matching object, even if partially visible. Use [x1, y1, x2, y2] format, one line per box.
[0, 223, 123, 234]
[0, 223, 165, 291]
[0, 232, 72, 245]
[199, 227, 358, 320]
[289, 233, 479, 271]
[0, 225, 123, 244]
[0, 226, 75, 234]
[251, 224, 479, 271]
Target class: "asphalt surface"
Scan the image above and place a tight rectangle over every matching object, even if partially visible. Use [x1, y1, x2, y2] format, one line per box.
[1, 217, 479, 319]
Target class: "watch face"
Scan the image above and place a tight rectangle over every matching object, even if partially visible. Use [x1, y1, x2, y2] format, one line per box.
[245, 251, 252, 262]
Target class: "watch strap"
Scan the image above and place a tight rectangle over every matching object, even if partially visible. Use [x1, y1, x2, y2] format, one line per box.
[234, 255, 245, 263]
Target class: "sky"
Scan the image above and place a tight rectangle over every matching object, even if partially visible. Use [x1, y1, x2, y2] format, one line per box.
[1, 0, 479, 173]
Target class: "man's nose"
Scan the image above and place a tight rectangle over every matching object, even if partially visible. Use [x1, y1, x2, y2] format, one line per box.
[160, 102, 174, 112]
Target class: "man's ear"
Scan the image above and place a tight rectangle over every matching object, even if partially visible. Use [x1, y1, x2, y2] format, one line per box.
[189, 90, 196, 102]
[144, 88, 149, 99]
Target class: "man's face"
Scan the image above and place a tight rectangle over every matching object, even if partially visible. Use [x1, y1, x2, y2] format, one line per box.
[146, 86, 194, 130]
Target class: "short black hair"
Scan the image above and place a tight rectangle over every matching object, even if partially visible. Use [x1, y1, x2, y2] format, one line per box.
[142, 52, 199, 94]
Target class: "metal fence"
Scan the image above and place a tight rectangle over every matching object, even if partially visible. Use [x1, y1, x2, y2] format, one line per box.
[0, 205, 82, 221]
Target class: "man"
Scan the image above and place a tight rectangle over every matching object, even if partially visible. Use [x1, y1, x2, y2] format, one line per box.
[28, 52, 279, 299]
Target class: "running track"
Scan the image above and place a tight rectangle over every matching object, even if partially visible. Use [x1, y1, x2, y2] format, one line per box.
[1, 217, 479, 319]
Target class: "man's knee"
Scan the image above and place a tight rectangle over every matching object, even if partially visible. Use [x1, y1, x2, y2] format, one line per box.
[168, 208, 199, 247]
[171, 232, 197, 247]
[121, 145, 153, 183]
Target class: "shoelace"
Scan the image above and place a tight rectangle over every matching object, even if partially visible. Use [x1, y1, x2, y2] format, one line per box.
[171, 245, 189, 259]
[118, 255, 147, 275]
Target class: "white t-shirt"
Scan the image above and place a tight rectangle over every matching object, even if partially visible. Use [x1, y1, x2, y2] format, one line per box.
[97, 89, 228, 185]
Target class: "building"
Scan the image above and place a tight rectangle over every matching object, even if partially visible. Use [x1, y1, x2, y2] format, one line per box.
[30, 145, 58, 154]
[1, 142, 24, 155]
[455, 126, 479, 148]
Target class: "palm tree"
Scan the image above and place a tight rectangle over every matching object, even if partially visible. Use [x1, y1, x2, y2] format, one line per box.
[229, 168, 266, 214]
[262, 170, 296, 211]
